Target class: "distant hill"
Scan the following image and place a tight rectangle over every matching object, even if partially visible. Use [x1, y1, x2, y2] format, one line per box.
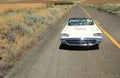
[82, 0, 120, 4]
[0, 0, 79, 3]
[0, 0, 57, 3]
[0, 0, 20, 3]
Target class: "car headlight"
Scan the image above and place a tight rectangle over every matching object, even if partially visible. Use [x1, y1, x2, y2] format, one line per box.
[93, 33, 102, 37]
[61, 33, 69, 37]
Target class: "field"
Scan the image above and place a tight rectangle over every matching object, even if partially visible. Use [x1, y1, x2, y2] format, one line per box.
[0, 3, 46, 12]
[0, 3, 74, 77]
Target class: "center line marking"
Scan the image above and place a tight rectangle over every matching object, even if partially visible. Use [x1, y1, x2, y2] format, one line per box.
[80, 6, 120, 49]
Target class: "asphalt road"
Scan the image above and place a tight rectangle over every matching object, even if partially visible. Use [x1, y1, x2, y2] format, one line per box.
[4, 4, 120, 78]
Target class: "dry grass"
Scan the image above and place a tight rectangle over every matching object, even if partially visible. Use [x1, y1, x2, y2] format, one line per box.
[0, 3, 74, 77]
[88, 4, 120, 16]
[0, 3, 46, 12]
[82, 0, 120, 16]
[0, 3, 69, 61]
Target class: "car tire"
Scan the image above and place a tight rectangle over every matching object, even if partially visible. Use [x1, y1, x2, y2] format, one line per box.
[59, 43, 67, 49]
[94, 44, 99, 48]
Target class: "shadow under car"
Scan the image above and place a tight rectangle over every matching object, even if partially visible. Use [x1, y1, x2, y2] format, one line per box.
[59, 43, 99, 51]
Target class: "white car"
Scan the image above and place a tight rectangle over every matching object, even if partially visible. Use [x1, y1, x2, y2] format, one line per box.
[60, 18, 103, 46]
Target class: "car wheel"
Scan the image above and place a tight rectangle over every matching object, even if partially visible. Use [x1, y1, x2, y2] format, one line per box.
[59, 43, 67, 49]
[94, 44, 99, 48]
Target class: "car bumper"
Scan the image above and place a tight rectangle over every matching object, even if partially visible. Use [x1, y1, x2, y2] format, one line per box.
[60, 38, 102, 46]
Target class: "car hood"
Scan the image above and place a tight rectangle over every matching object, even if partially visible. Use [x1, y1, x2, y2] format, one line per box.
[62, 25, 95, 38]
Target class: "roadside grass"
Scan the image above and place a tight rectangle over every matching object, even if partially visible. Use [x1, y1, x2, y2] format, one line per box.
[0, 3, 46, 12]
[0, 3, 74, 77]
[88, 4, 120, 16]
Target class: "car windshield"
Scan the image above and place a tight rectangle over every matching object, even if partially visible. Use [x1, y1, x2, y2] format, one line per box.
[68, 18, 94, 26]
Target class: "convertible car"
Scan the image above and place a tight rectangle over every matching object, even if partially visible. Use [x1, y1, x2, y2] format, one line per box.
[60, 18, 103, 46]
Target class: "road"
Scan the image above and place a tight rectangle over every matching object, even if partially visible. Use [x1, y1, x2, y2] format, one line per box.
[4, 4, 120, 78]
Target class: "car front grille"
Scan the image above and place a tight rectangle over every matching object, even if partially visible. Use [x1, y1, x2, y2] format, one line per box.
[66, 40, 96, 45]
